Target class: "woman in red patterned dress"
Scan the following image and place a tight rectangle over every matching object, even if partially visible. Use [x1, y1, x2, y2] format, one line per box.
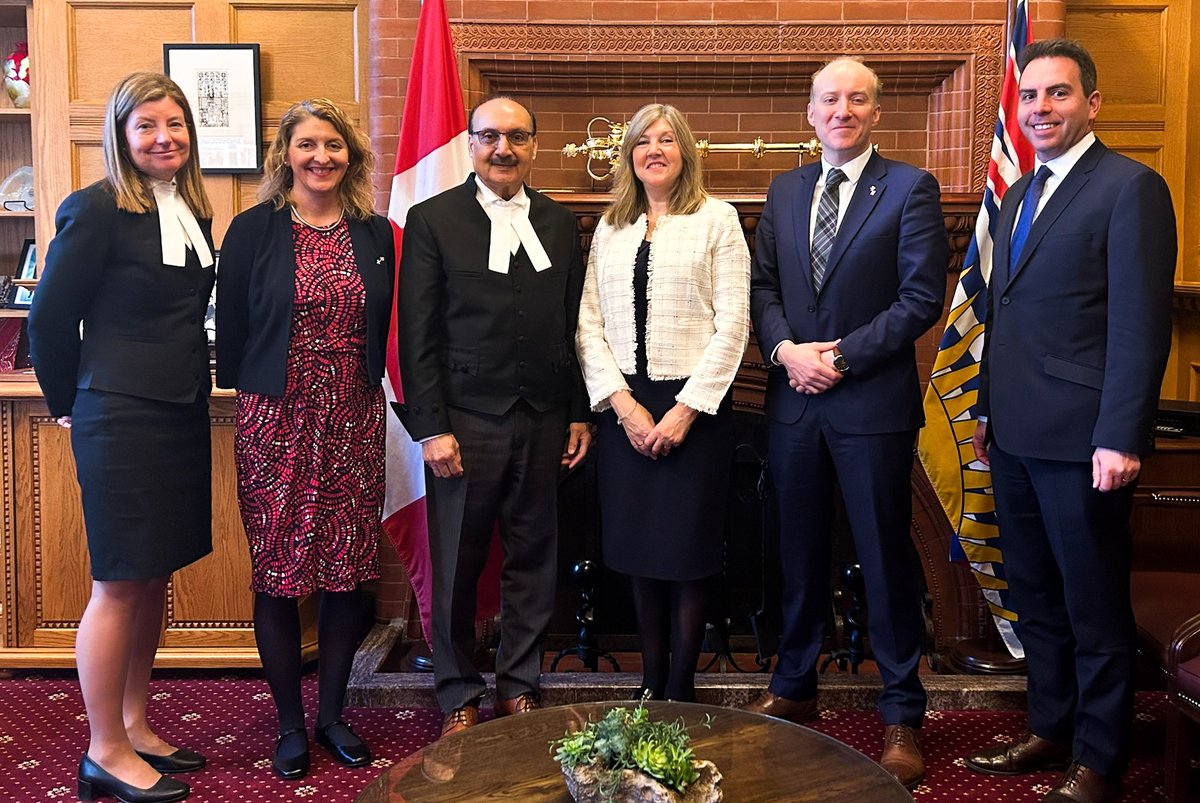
[215, 99, 395, 781]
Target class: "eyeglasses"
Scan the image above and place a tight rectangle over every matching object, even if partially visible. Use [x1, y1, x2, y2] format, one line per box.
[470, 129, 535, 148]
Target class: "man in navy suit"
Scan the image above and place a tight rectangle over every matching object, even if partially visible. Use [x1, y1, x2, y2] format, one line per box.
[965, 40, 1175, 803]
[396, 96, 592, 738]
[747, 57, 948, 788]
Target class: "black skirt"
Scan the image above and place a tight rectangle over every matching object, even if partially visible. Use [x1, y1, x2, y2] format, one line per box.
[597, 374, 734, 581]
[70, 388, 213, 580]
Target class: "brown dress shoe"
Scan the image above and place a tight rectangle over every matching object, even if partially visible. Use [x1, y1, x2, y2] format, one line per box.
[880, 724, 924, 789]
[440, 705, 479, 737]
[965, 730, 1072, 776]
[740, 691, 818, 724]
[1042, 762, 1121, 803]
[494, 692, 539, 717]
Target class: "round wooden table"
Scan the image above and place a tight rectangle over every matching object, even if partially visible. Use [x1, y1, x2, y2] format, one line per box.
[355, 701, 914, 802]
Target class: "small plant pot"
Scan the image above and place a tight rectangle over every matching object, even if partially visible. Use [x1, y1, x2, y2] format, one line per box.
[562, 759, 722, 803]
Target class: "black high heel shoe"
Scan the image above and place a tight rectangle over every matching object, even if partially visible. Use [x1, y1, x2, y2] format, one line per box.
[272, 728, 310, 781]
[77, 755, 189, 803]
[135, 747, 206, 774]
[315, 720, 371, 767]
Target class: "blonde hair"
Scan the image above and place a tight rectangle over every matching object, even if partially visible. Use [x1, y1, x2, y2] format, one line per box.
[102, 72, 212, 218]
[604, 104, 707, 227]
[258, 98, 377, 220]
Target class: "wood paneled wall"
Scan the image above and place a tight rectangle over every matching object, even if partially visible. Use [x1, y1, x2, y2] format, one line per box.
[29, 0, 369, 248]
[26, 0, 1199, 400]
[1066, 0, 1200, 399]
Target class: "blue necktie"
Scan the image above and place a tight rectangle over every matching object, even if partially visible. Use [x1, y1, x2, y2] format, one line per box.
[1009, 165, 1052, 271]
[811, 168, 847, 294]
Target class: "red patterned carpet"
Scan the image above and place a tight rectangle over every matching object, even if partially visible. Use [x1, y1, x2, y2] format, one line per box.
[0, 673, 1173, 802]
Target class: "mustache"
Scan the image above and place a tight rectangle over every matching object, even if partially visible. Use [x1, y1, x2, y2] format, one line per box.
[489, 157, 519, 166]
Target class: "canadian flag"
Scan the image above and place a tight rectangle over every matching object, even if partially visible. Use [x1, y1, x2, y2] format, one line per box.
[383, 0, 499, 646]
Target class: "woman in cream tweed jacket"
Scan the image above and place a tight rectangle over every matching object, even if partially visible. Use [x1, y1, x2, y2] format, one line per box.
[575, 103, 749, 701]
[576, 195, 750, 416]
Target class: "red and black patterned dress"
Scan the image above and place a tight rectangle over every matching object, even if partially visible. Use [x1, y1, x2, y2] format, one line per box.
[235, 219, 383, 596]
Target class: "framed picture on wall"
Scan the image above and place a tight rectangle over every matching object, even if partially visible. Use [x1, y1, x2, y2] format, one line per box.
[9, 239, 36, 309]
[163, 43, 263, 174]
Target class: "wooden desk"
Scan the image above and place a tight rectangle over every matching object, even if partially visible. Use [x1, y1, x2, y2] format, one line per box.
[0, 373, 317, 668]
[355, 701, 913, 802]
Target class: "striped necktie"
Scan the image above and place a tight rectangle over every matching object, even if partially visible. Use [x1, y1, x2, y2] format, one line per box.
[1009, 165, 1052, 271]
[811, 167, 847, 294]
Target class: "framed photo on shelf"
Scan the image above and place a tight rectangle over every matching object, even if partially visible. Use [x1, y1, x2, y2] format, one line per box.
[163, 43, 263, 174]
[8, 239, 36, 309]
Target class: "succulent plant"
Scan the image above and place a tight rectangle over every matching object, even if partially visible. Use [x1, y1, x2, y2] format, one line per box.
[550, 702, 712, 799]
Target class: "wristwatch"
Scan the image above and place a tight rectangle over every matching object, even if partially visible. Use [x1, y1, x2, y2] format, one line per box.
[831, 346, 850, 373]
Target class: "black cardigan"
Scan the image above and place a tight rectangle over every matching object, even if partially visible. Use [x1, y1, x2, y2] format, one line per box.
[215, 201, 395, 395]
[28, 181, 215, 418]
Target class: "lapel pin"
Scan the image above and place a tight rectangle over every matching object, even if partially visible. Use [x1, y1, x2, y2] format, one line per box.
[376, 256, 385, 264]
[869, 186, 877, 196]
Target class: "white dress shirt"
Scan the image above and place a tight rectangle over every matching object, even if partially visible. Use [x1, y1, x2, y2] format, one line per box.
[808, 146, 875, 247]
[1014, 131, 1097, 227]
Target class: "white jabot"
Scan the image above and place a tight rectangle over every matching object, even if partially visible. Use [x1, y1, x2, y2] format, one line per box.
[475, 178, 552, 274]
[151, 180, 214, 269]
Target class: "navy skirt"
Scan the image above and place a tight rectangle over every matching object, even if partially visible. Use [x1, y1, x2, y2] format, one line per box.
[70, 388, 213, 580]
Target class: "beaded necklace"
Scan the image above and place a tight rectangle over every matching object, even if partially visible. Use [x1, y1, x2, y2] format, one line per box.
[290, 204, 344, 231]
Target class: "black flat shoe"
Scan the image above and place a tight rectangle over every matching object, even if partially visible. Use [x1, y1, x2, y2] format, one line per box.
[78, 755, 189, 803]
[136, 747, 206, 774]
[315, 720, 371, 767]
[272, 728, 310, 781]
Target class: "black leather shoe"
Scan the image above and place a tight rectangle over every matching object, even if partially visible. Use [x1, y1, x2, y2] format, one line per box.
[78, 755, 189, 803]
[272, 728, 310, 781]
[136, 748, 206, 774]
[315, 720, 371, 768]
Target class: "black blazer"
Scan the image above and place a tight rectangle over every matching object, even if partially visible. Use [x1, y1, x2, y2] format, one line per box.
[979, 140, 1176, 460]
[395, 175, 588, 441]
[750, 152, 949, 434]
[28, 181, 215, 418]
[215, 202, 396, 395]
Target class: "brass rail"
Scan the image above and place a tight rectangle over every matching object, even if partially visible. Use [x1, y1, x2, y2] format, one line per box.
[562, 116, 822, 181]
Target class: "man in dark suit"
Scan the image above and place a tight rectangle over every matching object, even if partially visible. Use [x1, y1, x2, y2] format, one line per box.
[747, 57, 948, 789]
[965, 40, 1175, 803]
[395, 96, 592, 737]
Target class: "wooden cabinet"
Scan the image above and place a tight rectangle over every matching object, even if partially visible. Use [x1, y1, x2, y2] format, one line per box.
[1132, 436, 1200, 573]
[0, 377, 317, 668]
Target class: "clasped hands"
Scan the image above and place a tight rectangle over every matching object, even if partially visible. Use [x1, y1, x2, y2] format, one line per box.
[777, 340, 844, 395]
[421, 422, 593, 480]
[610, 391, 698, 460]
